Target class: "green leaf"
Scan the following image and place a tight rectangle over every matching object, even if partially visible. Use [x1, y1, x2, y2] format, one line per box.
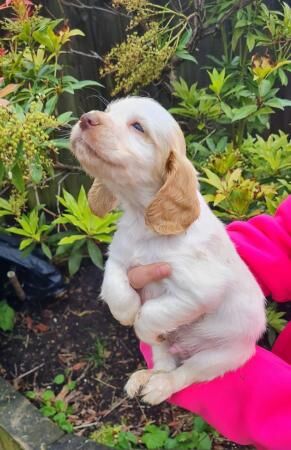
[57, 111, 74, 124]
[258, 79, 272, 98]
[53, 412, 66, 423]
[69, 80, 103, 90]
[41, 405, 56, 417]
[0, 301, 15, 332]
[278, 69, 288, 86]
[66, 381, 77, 391]
[66, 29, 85, 37]
[198, 433, 212, 450]
[31, 163, 42, 184]
[20, 238, 34, 250]
[92, 234, 113, 244]
[7, 226, 31, 237]
[0, 161, 5, 185]
[176, 50, 197, 63]
[164, 438, 178, 449]
[41, 243, 52, 259]
[118, 431, 138, 448]
[58, 235, 86, 245]
[193, 416, 207, 432]
[179, 28, 192, 47]
[208, 68, 229, 96]
[54, 374, 65, 385]
[55, 400, 67, 413]
[0, 198, 12, 211]
[21, 242, 36, 257]
[266, 304, 287, 333]
[42, 390, 55, 402]
[246, 33, 256, 52]
[87, 240, 103, 269]
[201, 169, 222, 189]
[265, 98, 291, 109]
[141, 425, 169, 450]
[68, 251, 83, 276]
[59, 421, 73, 433]
[231, 104, 257, 122]
[232, 27, 244, 51]
[33, 28, 58, 53]
[11, 164, 25, 192]
[50, 138, 70, 149]
[220, 102, 233, 119]
[25, 391, 37, 400]
[45, 95, 58, 115]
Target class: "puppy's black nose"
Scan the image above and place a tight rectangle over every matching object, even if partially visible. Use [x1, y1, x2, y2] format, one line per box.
[79, 113, 99, 130]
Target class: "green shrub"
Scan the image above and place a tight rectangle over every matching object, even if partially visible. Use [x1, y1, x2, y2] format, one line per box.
[1, 186, 119, 275]
[26, 373, 77, 433]
[102, 1, 291, 221]
[0, 1, 115, 276]
[0, 300, 15, 331]
[90, 417, 217, 450]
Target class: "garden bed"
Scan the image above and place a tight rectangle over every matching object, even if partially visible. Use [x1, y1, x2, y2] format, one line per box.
[0, 262, 254, 449]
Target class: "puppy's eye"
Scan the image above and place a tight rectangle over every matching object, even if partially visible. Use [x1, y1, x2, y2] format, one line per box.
[131, 122, 144, 133]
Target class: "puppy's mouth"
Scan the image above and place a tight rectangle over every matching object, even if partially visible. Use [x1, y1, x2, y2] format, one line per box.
[71, 136, 122, 169]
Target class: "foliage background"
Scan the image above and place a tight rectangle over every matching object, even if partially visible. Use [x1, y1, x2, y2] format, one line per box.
[41, 0, 291, 127]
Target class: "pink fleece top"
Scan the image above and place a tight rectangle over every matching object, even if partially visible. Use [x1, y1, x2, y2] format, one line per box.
[140, 196, 291, 450]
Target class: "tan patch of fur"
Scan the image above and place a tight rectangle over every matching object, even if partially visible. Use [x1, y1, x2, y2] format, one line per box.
[88, 179, 117, 217]
[145, 151, 200, 235]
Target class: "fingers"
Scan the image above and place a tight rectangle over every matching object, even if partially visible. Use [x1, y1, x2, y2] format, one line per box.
[128, 263, 171, 290]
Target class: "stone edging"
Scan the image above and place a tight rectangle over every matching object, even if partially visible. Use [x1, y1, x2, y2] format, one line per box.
[0, 377, 110, 450]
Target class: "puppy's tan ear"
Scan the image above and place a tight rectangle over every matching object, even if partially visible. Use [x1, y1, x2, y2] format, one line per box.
[145, 151, 200, 235]
[88, 179, 117, 217]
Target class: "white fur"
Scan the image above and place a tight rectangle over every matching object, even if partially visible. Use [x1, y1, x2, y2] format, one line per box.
[71, 97, 266, 405]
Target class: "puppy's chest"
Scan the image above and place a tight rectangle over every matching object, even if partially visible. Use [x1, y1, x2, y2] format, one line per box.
[110, 225, 176, 300]
[111, 221, 175, 267]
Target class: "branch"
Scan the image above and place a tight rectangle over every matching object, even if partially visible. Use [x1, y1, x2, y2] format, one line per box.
[59, 0, 128, 17]
[54, 162, 83, 172]
[202, 0, 255, 37]
[67, 48, 103, 61]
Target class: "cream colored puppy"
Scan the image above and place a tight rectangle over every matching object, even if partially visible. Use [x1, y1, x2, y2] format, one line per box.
[70, 97, 266, 405]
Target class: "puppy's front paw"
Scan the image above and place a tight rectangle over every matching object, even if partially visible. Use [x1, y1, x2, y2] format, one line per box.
[141, 372, 174, 405]
[113, 299, 140, 326]
[134, 308, 163, 344]
[124, 369, 153, 398]
[105, 292, 140, 326]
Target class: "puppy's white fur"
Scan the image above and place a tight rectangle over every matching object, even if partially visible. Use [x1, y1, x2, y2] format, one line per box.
[70, 97, 266, 405]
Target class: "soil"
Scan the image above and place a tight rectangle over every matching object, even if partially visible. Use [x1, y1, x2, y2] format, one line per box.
[0, 262, 254, 449]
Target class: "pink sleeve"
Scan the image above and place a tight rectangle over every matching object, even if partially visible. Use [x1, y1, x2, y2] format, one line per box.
[226, 196, 291, 302]
[140, 196, 291, 449]
[140, 343, 291, 450]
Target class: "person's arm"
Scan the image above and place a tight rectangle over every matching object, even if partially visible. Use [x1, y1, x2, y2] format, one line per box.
[140, 343, 291, 449]
[132, 196, 291, 449]
[226, 195, 291, 302]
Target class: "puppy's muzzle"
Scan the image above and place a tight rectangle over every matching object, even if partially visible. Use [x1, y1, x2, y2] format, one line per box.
[79, 112, 100, 131]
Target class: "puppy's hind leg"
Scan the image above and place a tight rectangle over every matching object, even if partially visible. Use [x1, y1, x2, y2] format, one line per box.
[125, 342, 177, 399]
[152, 342, 177, 372]
[141, 343, 254, 405]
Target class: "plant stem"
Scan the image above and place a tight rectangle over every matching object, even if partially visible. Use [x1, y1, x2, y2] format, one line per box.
[236, 119, 246, 147]
[221, 24, 228, 63]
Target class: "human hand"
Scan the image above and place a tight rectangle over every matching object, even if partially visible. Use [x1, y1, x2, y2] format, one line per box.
[127, 263, 171, 290]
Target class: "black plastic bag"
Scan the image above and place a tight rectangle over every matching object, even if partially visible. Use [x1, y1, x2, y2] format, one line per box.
[0, 234, 66, 303]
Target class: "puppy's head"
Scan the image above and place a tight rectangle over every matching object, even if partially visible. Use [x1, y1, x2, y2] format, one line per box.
[70, 97, 200, 235]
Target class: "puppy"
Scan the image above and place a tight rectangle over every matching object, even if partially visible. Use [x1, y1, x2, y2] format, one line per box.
[70, 97, 266, 405]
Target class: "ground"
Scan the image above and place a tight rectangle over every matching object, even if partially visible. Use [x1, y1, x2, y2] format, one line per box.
[0, 262, 254, 449]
